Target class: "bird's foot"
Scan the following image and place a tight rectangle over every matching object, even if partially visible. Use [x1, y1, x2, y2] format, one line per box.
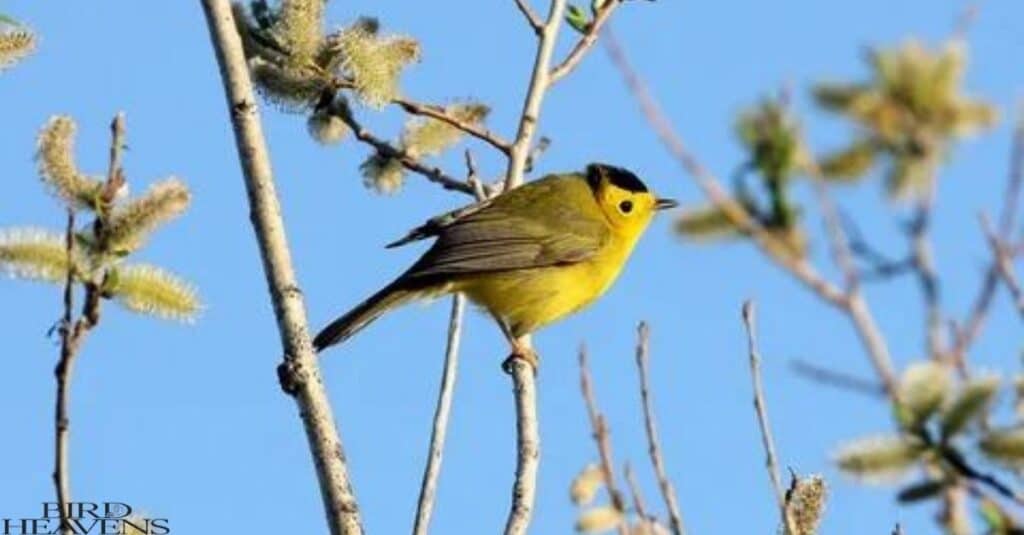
[502, 343, 539, 376]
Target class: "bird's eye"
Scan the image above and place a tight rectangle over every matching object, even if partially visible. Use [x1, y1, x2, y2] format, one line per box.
[618, 200, 634, 214]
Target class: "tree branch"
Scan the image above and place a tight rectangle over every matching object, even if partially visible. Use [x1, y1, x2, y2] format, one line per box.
[579, 345, 628, 534]
[393, 96, 512, 155]
[607, 31, 899, 397]
[514, 0, 544, 34]
[549, 1, 622, 84]
[634, 322, 686, 535]
[741, 301, 797, 535]
[502, 2, 567, 533]
[413, 295, 466, 535]
[200, 2, 363, 533]
[981, 214, 1024, 319]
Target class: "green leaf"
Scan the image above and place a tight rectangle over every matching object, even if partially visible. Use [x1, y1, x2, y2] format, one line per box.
[834, 434, 926, 482]
[940, 374, 1000, 439]
[897, 361, 951, 428]
[896, 478, 949, 503]
[979, 426, 1024, 467]
[817, 138, 877, 180]
[565, 5, 590, 34]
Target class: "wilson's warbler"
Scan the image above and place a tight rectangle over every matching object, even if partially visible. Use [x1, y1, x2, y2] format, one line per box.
[314, 163, 676, 367]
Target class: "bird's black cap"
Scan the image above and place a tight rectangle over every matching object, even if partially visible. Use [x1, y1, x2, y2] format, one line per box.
[586, 163, 648, 193]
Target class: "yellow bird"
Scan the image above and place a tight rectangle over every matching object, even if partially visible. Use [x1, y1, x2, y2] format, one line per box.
[314, 163, 677, 367]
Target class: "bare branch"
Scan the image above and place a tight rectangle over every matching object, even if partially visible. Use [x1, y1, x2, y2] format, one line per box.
[393, 96, 512, 154]
[909, 190, 944, 358]
[624, 463, 651, 522]
[741, 301, 797, 535]
[413, 295, 465, 535]
[578, 345, 628, 535]
[335, 103, 476, 196]
[953, 110, 1024, 360]
[602, 30, 848, 308]
[53, 210, 77, 535]
[549, 1, 622, 84]
[981, 214, 1024, 318]
[790, 359, 885, 397]
[514, 0, 544, 34]
[200, 3, 363, 533]
[634, 323, 686, 535]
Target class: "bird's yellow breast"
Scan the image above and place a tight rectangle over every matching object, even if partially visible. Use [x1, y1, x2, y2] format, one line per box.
[455, 229, 639, 337]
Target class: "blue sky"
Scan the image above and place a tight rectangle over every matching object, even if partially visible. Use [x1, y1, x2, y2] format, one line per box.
[1, 1, 1022, 533]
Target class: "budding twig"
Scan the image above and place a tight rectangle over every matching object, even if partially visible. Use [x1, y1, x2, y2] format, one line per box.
[579, 345, 628, 535]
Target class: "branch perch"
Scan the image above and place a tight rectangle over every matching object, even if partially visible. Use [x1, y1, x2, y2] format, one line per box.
[200, 2, 362, 533]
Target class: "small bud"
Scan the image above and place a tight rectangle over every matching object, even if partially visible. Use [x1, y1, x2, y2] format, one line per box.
[566, 5, 590, 34]
[897, 361, 951, 428]
[107, 264, 201, 322]
[250, 57, 327, 111]
[834, 434, 926, 483]
[569, 463, 605, 506]
[35, 116, 104, 210]
[276, 0, 324, 61]
[0, 26, 35, 71]
[360, 152, 405, 194]
[786, 474, 827, 535]
[105, 178, 191, 254]
[940, 374, 1000, 439]
[400, 103, 489, 158]
[979, 426, 1024, 467]
[307, 108, 350, 145]
[0, 227, 75, 283]
[336, 19, 420, 108]
[575, 505, 622, 534]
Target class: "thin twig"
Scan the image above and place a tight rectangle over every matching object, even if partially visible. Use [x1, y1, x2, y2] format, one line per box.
[789, 359, 885, 397]
[741, 301, 796, 535]
[333, 102, 476, 196]
[606, 32, 900, 396]
[579, 345, 628, 535]
[909, 189, 944, 358]
[623, 463, 651, 521]
[981, 213, 1024, 318]
[952, 109, 1024, 362]
[549, 1, 622, 84]
[603, 30, 847, 308]
[53, 210, 77, 535]
[502, 2, 568, 533]
[634, 323, 686, 535]
[514, 0, 544, 33]
[200, 3, 363, 533]
[413, 295, 466, 535]
[393, 96, 512, 155]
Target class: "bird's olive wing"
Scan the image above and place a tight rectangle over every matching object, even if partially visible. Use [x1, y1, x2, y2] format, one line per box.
[400, 201, 608, 280]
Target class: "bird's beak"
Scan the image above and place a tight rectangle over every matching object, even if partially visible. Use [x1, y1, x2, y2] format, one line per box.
[655, 198, 679, 211]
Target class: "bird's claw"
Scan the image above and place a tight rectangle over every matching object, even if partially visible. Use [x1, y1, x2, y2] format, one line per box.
[502, 344, 539, 376]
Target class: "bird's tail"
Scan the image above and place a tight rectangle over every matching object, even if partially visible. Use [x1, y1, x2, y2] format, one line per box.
[313, 281, 417, 352]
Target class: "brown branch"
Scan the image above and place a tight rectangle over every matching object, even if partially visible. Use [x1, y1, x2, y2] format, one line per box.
[413, 295, 465, 535]
[514, 0, 544, 34]
[332, 101, 476, 197]
[549, 1, 622, 84]
[393, 96, 511, 155]
[200, 2, 363, 533]
[623, 463, 651, 521]
[909, 190, 944, 358]
[578, 345, 628, 535]
[607, 32, 899, 397]
[952, 110, 1024, 362]
[741, 301, 796, 535]
[981, 213, 1024, 319]
[603, 31, 847, 308]
[790, 359, 885, 397]
[634, 323, 686, 535]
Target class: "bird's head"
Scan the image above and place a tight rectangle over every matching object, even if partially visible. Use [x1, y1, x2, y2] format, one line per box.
[585, 163, 677, 233]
